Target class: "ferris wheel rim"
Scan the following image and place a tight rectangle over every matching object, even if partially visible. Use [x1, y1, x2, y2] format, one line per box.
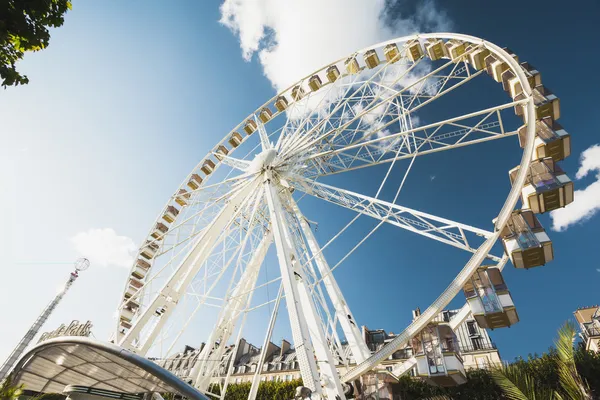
[116, 32, 537, 388]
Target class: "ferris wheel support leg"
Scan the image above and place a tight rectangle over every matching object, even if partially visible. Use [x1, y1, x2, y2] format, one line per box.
[193, 233, 273, 391]
[118, 181, 259, 354]
[291, 199, 371, 365]
[248, 283, 283, 400]
[264, 173, 346, 399]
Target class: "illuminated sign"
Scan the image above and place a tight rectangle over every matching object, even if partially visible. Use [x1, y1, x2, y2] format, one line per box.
[38, 320, 93, 343]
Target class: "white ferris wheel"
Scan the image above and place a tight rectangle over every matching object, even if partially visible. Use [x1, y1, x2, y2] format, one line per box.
[113, 33, 573, 399]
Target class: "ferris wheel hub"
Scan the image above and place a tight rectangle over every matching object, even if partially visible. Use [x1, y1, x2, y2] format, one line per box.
[248, 148, 278, 173]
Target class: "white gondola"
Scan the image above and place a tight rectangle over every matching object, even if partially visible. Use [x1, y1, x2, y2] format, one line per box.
[244, 119, 257, 134]
[501, 62, 542, 99]
[274, 96, 289, 112]
[500, 209, 553, 269]
[215, 145, 229, 160]
[151, 222, 168, 240]
[464, 266, 519, 329]
[308, 75, 322, 92]
[229, 131, 243, 147]
[326, 65, 340, 83]
[187, 173, 202, 190]
[467, 46, 490, 70]
[130, 276, 143, 289]
[292, 85, 305, 101]
[175, 189, 190, 207]
[162, 205, 179, 223]
[345, 56, 360, 74]
[509, 157, 573, 214]
[383, 43, 400, 63]
[201, 159, 216, 175]
[445, 39, 466, 62]
[424, 38, 448, 61]
[364, 49, 380, 69]
[412, 322, 467, 387]
[132, 259, 150, 279]
[515, 85, 560, 122]
[259, 107, 273, 123]
[485, 48, 518, 82]
[405, 39, 424, 62]
[120, 307, 135, 323]
[518, 117, 571, 162]
[140, 241, 159, 260]
[125, 297, 140, 310]
[124, 285, 136, 298]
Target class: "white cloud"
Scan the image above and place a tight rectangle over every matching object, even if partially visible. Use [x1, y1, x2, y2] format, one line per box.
[220, 0, 453, 91]
[71, 228, 136, 268]
[550, 144, 600, 231]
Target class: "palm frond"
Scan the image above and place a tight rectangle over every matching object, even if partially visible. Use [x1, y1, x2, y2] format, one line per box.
[554, 321, 592, 400]
[490, 367, 530, 400]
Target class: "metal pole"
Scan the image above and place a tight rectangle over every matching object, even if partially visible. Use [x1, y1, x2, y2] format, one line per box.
[0, 258, 89, 380]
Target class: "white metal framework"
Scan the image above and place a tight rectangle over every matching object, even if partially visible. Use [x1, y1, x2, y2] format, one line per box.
[113, 33, 567, 399]
[0, 258, 90, 380]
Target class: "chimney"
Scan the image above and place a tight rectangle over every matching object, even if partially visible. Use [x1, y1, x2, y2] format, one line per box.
[265, 342, 280, 359]
[412, 307, 421, 320]
[280, 339, 291, 357]
[234, 338, 248, 363]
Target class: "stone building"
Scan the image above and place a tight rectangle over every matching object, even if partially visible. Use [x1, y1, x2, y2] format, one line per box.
[574, 305, 600, 352]
[154, 308, 501, 386]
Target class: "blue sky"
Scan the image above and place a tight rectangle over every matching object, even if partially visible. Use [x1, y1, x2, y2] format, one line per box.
[1, 0, 600, 368]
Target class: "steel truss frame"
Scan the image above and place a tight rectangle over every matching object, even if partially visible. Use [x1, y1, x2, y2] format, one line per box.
[116, 32, 537, 399]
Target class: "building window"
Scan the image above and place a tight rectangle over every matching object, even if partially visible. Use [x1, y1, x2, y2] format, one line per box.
[442, 311, 451, 322]
[467, 320, 478, 336]
[471, 337, 484, 350]
[286, 375, 292, 381]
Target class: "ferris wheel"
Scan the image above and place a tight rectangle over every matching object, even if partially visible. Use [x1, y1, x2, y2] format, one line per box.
[113, 33, 573, 399]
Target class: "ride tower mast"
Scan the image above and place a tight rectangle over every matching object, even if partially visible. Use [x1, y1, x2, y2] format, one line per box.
[0, 258, 90, 380]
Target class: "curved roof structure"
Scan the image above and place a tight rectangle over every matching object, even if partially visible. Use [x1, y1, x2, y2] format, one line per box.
[10, 337, 209, 400]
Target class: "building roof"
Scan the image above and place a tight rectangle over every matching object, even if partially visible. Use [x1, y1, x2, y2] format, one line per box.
[574, 305, 600, 324]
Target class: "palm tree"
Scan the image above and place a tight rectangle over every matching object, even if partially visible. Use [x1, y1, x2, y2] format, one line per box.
[491, 321, 592, 400]
[0, 375, 24, 400]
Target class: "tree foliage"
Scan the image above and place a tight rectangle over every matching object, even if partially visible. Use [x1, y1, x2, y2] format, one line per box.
[208, 378, 303, 400]
[490, 322, 594, 400]
[0, 0, 72, 87]
[0, 376, 24, 400]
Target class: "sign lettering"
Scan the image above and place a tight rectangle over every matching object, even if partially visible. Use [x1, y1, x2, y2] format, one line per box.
[38, 320, 93, 343]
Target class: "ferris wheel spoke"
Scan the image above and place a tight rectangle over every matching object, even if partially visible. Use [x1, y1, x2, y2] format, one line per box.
[283, 46, 483, 161]
[147, 179, 258, 261]
[293, 100, 523, 177]
[290, 176, 500, 260]
[211, 153, 252, 172]
[192, 232, 273, 391]
[290, 198, 372, 364]
[118, 178, 262, 352]
[278, 52, 427, 161]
